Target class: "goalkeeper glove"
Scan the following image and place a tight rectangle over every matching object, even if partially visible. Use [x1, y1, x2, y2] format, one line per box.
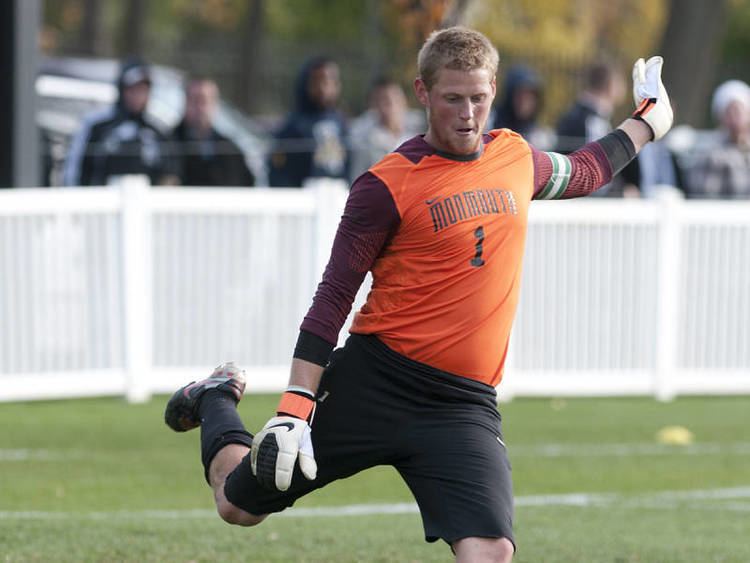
[251, 387, 317, 491]
[631, 56, 674, 141]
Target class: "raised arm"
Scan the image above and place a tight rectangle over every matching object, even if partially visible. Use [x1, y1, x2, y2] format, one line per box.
[534, 56, 673, 200]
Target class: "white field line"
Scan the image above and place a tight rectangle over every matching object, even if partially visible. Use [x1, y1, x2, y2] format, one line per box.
[508, 442, 750, 457]
[1, 487, 750, 521]
[4, 442, 750, 462]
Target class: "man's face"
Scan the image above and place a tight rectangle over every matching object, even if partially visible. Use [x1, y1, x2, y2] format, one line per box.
[722, 99, 750, 141]
[122, 81, 150, 115]
[308, 63, 341, 109]
[372, 84, 407, 130]
[513, 86, 539, 121]
[415, 67, 496, 155]
[185, 80, 218, 132]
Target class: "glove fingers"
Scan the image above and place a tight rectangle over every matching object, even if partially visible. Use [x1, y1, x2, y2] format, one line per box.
[645, 57, 663, 87]
[645, 56, 673, 119]
[274, 448, 296, 491]
[632, 58, 646, 103]
[299, 453, 318, 481]
[633, 58, 646, 85]
[299, 426, 318, 481]
[645, 56, 663, 72]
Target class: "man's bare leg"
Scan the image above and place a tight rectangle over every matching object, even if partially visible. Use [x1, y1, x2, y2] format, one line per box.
[453, 537, 514, 563]
[164, 363, 264, 525]
[208, 444, 267, 526]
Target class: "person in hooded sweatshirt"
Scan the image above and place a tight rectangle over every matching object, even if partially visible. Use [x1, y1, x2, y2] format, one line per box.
[492, 64, 554, 151]
[267, 57, 349, 187]
[63, 58, 176, 186]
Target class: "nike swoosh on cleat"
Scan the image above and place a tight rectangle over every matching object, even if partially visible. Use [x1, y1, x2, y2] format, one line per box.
[268, 422, 296, 431]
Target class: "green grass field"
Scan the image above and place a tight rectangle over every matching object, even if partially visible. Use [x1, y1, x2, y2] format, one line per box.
[2, 394, 749, 562]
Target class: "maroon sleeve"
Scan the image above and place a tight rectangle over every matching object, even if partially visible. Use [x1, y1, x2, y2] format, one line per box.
[532, 130, 636, 199]
[532, 143, 612, 199]
[295, 172, 400, 363]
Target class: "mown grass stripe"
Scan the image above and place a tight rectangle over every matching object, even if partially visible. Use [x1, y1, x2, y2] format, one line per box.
[2, 487, 749, 520]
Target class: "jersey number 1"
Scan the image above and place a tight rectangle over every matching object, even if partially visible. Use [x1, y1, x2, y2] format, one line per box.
[471, 226, 485, 267]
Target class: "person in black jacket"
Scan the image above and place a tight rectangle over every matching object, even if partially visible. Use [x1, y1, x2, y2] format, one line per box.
[267, 56, 349, 187]
[171, 78, 255, 187]
[63, 58, 176, 186]
[556, 61, 626, 153]
[556, 61, 633, 196]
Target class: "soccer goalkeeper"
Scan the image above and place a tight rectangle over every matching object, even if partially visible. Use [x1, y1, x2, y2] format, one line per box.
[165, 27, 672, 562]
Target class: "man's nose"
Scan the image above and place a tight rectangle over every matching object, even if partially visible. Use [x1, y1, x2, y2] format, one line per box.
[458, 99, 473, 120]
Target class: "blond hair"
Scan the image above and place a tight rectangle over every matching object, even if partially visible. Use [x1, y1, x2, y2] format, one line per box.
[417, 26, 499, 90]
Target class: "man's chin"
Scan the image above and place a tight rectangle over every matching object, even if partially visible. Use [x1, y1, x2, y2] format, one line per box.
[449, 134, 481, 155]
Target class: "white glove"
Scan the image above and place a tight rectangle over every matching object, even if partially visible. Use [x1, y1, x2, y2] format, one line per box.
[632, 56, 674, 141]
[251, 415, 317, 491]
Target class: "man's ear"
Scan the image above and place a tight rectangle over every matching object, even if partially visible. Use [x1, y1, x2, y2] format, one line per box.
[414, 77, 429, 107]
[490, 77, 497, 99]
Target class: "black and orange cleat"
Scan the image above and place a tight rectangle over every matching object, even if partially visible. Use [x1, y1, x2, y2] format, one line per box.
[164, 362, 246, 432]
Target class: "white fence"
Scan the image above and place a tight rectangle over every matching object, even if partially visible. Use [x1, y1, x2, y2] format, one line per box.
[1, 179, 749, 402]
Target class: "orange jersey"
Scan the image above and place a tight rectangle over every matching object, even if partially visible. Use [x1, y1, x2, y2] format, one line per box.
[299, 128, 620, 386]
[350, 129, 534, 386]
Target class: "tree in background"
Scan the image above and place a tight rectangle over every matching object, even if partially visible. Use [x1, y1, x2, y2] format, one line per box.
[465, 0, 668, 126]
[658, 0, 729, 126]
[40, 0, 746, 127]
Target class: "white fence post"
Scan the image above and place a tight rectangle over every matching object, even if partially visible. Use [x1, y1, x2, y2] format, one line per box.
[120, 176, 153, 403]
[654, 189, 682, 401]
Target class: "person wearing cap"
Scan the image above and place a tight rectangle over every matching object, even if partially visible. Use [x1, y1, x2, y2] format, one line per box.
[63, 58, 177, 186]
[686, 79, 750, 199]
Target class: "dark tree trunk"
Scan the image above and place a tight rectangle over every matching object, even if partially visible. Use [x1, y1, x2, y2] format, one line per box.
[658, 0, 728, 127]
[79, 0, 106, 56]
[120, 0, 146, 57]
[236, 0, 265, 114]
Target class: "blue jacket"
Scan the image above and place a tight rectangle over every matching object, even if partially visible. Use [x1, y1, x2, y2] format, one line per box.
[268, 57, 349, 187]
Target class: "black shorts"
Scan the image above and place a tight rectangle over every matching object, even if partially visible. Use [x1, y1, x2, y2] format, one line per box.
[224, 333, 514, 546]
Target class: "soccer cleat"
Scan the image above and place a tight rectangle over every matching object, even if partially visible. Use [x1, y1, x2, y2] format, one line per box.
[164, 362, 246, 432]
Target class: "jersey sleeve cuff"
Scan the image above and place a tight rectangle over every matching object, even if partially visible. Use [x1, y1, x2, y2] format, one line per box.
[293, 329, 335, 367]
[598, 129, 636, 176]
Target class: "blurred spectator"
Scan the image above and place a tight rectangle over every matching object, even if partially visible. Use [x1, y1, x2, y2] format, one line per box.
[171, 78, 255, 187]
[686, 80, 750, 199]
[63, 58, 177, 186]
[267, 56, 349, 187]
[556, 61, 633, 196]
[556, 61, 626, 152]
[492, 64, 554, 150]
[349, 76, 423, 178]
[629, 138, 683, 198]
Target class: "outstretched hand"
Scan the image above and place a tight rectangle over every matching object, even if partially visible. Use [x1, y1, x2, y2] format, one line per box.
[631, 56, 674, 141]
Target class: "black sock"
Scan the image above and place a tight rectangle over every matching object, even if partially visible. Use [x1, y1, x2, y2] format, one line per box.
[198, 390, 253, 483]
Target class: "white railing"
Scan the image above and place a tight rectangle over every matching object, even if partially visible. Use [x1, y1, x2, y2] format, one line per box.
[1, 179, 749, 402]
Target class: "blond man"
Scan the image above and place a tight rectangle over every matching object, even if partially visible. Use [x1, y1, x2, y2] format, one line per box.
[166, 27, 671, 562]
